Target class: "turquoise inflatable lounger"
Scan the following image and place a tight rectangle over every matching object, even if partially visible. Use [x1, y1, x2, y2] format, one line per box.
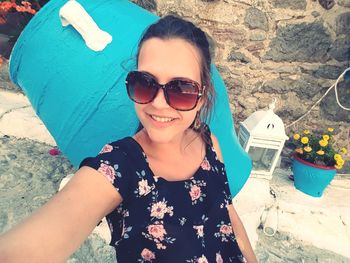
[9, 0, 252, 197]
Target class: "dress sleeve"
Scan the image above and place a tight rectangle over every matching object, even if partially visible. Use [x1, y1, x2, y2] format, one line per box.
[79, 143, 133, 201]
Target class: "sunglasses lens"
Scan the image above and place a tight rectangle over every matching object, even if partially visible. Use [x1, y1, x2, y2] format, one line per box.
[166, 80, 199, 111]
[126, 72, 157, 103]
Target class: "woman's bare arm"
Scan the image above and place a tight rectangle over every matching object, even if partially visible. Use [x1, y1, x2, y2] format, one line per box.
[211, 134, 258, 263]
[0, 166, 122, 263]
[227, 205, 258, 263]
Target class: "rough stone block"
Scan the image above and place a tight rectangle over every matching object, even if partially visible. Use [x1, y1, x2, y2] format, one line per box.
[329, 36, 350, 62]
[320, 79, 350, 123]
[336, 11, 350, 35]
[225, 76, 244, 91]
[312, 65, 343, 80]
[249, 31, 266, 41]
[312, 11, 321, 17]
[319, 0, 336, 9]
[130, 0, 157, 11]
[246, 42, 265, 52]
[211, 27, 247, 43]
[228, 51, 251, 63]
[260, 76, 321, 99]
[272, 0, 307, 10]
[244, 8, 268, 31]
[337, 0, 350, 7]
[265, 22, 332, 62]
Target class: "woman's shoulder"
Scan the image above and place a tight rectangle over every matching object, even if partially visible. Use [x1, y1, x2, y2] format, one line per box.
[210, 133, 224, 163]
[79, 136, 139, 168]
[100, 136, 134, 154]
[200, 124, 224, 163]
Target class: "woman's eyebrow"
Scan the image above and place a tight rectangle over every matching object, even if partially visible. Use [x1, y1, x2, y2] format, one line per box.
[139, 70, 157, 79]
[139, 70, 196, 83]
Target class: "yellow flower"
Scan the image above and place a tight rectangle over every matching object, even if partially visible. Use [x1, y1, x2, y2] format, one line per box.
[316, 150, 325, 155]
[301, 137, 309, 144]
[327, 127, 334, 132]
[319, 140, 328, 147]
[303, 130, 310, 135]
[304, 146, 312, 152]
[335, 164, 343, 170]
[334, 154, 342, 161]
[295, 148, 303, 154]
[293, 134, 300, 140]
[322, 135, 330, 141]
[336, 158, 345, 166]
[340, 148, 347, 154]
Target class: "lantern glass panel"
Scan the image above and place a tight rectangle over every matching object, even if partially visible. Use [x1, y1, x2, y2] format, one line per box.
[248, 146, 278, 172]
[238, 136, 245, 148]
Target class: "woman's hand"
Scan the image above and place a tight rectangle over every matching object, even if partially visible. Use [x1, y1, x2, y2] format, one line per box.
[0, 166, 122, 263]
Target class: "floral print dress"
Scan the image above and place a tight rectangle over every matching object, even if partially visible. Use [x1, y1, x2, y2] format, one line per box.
[80, 127, 245, 263]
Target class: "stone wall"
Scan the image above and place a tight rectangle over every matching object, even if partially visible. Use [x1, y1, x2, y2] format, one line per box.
[134, 0, 350, 173]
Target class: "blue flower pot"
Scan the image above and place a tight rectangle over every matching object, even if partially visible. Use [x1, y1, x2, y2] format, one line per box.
[292, 154, 336, 197]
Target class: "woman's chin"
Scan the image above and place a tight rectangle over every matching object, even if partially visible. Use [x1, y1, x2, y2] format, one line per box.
[144, 129, 177, 144]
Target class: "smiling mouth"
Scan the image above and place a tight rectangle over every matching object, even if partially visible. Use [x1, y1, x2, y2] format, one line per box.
[149, 114, 176, 123]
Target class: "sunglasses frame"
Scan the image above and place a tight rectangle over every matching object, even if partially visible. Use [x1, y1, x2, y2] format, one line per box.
[125, 71, 204, 111]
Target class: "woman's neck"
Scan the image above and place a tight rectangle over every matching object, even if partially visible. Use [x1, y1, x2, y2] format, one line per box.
[135, 128, 201, 159]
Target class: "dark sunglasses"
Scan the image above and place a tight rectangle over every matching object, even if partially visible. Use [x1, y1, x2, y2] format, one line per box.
[125, 71, 204, 111]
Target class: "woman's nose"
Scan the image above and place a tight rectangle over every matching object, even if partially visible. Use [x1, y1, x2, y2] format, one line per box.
[151, 87, 170, 108]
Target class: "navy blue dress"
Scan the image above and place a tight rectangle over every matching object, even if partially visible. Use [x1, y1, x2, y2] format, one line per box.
[80, 127, 245, 263]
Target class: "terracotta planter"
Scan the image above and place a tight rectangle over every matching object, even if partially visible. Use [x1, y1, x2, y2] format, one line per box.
[292, 154, 336, 197]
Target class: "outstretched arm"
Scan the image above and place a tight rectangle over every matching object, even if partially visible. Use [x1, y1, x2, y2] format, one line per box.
[227, 204, 258, 263]
[211, 134, 258, 263]
[0, 166, 122, 263]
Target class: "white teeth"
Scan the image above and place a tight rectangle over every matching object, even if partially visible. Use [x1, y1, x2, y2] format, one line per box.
[151, 115, 174, 123]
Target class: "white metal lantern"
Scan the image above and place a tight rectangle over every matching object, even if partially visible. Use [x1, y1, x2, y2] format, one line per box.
[238, 99, 288, 179]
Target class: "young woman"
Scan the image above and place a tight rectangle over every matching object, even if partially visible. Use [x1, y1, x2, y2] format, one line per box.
[0, 15, 257, 263]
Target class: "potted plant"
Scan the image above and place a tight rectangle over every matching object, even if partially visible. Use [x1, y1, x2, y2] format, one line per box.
[0, 0, 48, 64]
[290, 127, 347, 197]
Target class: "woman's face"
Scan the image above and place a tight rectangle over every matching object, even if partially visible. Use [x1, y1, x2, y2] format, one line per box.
[135, 37, 203, 144]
